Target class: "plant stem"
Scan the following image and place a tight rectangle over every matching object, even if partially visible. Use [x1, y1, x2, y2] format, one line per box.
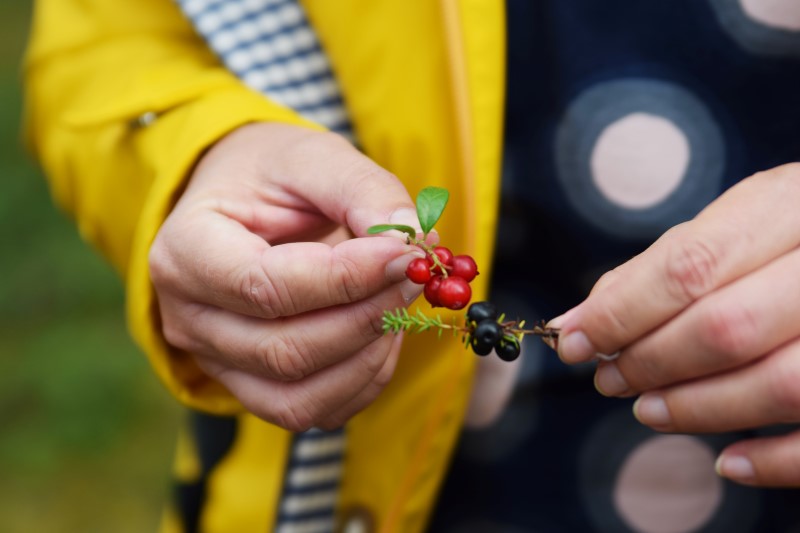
[407, 235, 449, 278]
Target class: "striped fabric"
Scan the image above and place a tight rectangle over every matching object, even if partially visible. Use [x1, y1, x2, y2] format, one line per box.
[276, 429, 346, 533]
[175, 0, 351, 531]
[177, 0, 353, 137]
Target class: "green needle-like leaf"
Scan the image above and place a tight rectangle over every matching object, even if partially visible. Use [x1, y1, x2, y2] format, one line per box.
[415, 187, 449, 235]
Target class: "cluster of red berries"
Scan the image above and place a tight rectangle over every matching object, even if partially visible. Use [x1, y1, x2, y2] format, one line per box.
[467, 302, 521, 361]
[404, 246, 479, 310]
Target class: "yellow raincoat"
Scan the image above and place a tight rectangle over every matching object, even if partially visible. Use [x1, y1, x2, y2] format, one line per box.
[24, 1, 505, 530]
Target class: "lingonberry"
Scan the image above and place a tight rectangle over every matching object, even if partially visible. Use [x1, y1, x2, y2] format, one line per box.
[467, 301, 497, 323]
[473, 319, 502, 347]
[428, 246, 454, 275]
[405, 257, 432, 284]
[424, 275, 443, 307]
[496, 339, 521, 362]
[437, 276, 471, 310]
[450, 255, 479, 282]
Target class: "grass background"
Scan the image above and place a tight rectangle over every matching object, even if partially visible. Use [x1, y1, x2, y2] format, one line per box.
[1, 2, 182, 531]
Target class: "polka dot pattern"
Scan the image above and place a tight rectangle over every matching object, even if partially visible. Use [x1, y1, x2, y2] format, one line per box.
[709, 0, 800, 57]
[613, 435, 722, 533]
[590, 113, 690, 210]
[555, 78, 725, 240]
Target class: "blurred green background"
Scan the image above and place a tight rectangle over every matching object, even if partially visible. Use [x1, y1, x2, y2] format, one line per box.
[1, 2, 182, 531]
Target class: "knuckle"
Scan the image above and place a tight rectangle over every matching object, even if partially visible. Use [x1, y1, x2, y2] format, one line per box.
[256, 333, 314, 381]
[591, 269, 621, 295]
[161, 320, 191, 351]
[371, 364, 394, 389]
[698, 303, 759, 361]
[358, 344, 389, 380]
[351, 300, 388, 341]
[339, 158, 399, 201]
[664, 234, 720, 303]
[238, 263, 293, 319]
[626, 353, 666, 391]
[330, 253, 370, 303]
[767, 357, 800, 417]
[273, 398, 316, 433]
[148, 236, 178, 289]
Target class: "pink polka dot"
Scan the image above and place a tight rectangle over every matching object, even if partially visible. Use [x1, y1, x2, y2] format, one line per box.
[740, 0, 800, 31]
[590, 113, 689, 210]
[613, 435, 722, 533]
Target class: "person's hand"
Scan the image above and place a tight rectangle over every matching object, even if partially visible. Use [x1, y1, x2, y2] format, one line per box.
[148, 123, 425, 431]
[551, 163, 800, 487]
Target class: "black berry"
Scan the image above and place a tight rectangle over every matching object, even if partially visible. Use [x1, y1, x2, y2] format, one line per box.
[470, 337, 494, 356]
[496, 339, 521, 362]
[473, 319, 502, 347]
[466, 301, 497, 323]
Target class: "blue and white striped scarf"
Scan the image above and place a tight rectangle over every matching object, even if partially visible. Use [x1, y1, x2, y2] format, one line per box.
[179, 0, 352, 137]
[176, 1, 350, 531]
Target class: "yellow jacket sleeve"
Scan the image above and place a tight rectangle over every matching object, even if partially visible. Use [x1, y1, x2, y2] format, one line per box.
[24, 0, 323, 413]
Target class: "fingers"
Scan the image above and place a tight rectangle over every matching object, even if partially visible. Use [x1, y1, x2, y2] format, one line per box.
[594, 245, 800, 395]
[716, 430, 800, 487]
[203, 122, 421, 236]
[161, 279, 421, 380]
[556, 164, 800, 363]
[151, 214, 424, 319]
[631, 339, 800, 434]
[207, 333, 399, 432]
[315, 333, 403, 431]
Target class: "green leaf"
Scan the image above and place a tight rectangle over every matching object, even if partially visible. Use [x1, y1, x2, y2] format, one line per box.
[367, 224, 418, 236]
[415, 187, 449, 235]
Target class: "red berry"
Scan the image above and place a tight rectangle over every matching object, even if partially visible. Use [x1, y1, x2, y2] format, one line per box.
[428, 246, 454, 275]
[424, 275, 443, 307]
[405, 257, 432, 284]
[437, 276, 472, 310]
[450, 255, 479, 282]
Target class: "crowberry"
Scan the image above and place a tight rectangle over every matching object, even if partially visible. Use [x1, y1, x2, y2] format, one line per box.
[473, 319, 502, 347]
[467, 301, 498, 323]
[471, 336, 494, 356]
[496, 339, 521, 362]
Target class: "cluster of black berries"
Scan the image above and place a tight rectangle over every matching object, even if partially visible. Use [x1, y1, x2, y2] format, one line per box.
[466, 301, 521, 361]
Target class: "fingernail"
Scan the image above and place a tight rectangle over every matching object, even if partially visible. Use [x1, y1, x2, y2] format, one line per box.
[389, 208, 422, 233]
[633, 393, 672, 428]
[399, 279, 424, 303]
[594, 363, 630, 396]
[715, 454, 755, 482]
[386, 250, 425, 282]
[558, 330, 596, 363]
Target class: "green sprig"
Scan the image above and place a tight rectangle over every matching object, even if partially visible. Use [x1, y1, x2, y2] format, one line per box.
[381, 308, 560, 347]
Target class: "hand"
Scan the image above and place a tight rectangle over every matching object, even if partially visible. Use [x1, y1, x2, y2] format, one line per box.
[552, 163, 800, 487]
[149, 123, 424, 431]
